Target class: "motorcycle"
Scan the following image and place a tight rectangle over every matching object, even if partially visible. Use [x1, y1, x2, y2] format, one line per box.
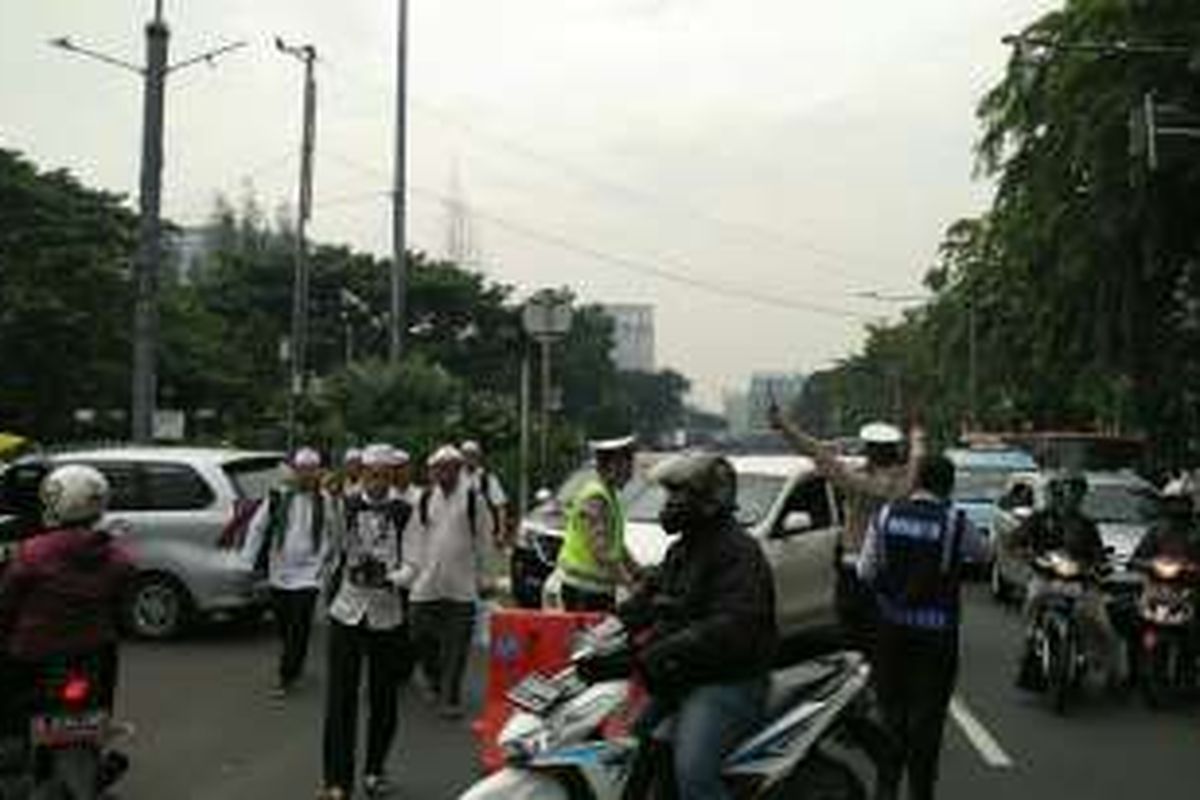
[0, 651, 130, 800]
[459, 617, 889, 800]
[1025, 551, 1102, 715]
[1133, 556, 1198, 708]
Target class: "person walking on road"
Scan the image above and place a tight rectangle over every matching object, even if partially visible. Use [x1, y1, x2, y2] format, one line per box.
[769, 405, 925, 649]
[239, 447, 339, 698]
[555, 436, 641, 612]
[859, 455, 989, 800]
[461, 440, 510, 548]
[320, 444, 418, 800]
[389, 446, 419, 505]
[407, 445, 496, 719]
[340, 448, 364, 499]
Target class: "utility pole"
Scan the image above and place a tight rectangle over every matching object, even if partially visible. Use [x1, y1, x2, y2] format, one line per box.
[133, 3, 168, 444]
[51, 1, 245, 443]
[277, 38, 318, 450]
[390, 0, 409, 363]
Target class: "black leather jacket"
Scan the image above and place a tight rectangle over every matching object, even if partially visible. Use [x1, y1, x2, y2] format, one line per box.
[619, 516, 777, 695]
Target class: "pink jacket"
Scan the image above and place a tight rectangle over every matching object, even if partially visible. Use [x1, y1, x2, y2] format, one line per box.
[0, 528, 134, 661]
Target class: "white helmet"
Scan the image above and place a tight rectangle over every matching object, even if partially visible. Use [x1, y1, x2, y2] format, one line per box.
[41, 465, 110, 527]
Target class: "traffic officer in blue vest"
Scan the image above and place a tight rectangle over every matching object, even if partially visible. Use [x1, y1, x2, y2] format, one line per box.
[858, 454, 989, 800]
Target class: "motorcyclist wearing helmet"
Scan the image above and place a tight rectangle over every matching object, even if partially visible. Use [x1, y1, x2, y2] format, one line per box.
[1132, 476, 1200, 565]
[0, 465, 134, 707]
[1010, 471, 1126, 690]
[615, 454, 777, 800]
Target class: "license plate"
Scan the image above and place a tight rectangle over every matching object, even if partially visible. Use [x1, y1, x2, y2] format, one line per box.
[30, 711, 107, 747]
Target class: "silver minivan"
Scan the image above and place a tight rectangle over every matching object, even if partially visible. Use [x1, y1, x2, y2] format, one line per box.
[49, 447, 286, 639]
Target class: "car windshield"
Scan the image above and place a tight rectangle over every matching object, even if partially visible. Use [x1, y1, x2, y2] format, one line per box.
[1083, 483, 1154, 525]
[953, 469, 1013, 503]
[223, 457, 286, 500]
[625, 472, 788, 527]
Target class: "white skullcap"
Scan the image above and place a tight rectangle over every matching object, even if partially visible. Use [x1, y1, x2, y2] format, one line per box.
[428, 444, 464, 467]
[291, 447, 322, 469]
[361, 443, 393, 467]
[344, 448, 363, 464]
[392, 448, 411, 466]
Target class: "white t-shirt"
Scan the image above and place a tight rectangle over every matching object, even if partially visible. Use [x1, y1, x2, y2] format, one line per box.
[240, 490, 337, 590]
[407, 481, 496, 603]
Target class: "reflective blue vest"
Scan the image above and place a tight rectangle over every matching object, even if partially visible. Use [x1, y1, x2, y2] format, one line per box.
[874, 499, 963, 631]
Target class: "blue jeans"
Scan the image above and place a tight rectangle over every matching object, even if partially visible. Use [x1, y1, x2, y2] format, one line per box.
[640, 678, 768, 800]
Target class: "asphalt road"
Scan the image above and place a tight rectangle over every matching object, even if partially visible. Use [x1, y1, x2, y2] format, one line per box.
[108, 588, 1198, 799]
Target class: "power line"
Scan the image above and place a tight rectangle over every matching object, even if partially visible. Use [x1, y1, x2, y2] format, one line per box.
[406, 98, 901, 281]
[321, 150, 873, 321]
[318, 64, 904, 283]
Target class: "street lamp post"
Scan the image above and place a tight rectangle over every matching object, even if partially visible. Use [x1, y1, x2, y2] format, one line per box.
[521, 294, 573, 506]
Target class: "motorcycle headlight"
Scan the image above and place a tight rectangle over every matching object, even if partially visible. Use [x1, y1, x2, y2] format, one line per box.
[1153, 559, 1183, 581]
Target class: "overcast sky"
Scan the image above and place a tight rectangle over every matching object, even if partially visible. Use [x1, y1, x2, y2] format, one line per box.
[1, 0, 1058, 410]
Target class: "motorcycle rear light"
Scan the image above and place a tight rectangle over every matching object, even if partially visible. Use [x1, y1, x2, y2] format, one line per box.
[61, 675, 92, 706]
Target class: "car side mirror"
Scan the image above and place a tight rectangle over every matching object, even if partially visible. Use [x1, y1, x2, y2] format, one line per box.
[781, 511, 815, 535]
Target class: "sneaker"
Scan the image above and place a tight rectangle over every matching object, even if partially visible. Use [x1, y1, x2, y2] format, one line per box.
[363, 773, 394, 796]
[269, 683, 290, 700]
[316, 787, 348, 800]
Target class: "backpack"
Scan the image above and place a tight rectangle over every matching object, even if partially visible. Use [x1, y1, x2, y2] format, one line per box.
[251, 490, 325, 575]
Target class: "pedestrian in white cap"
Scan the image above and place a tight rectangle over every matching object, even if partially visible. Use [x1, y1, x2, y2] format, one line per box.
[461, 440, 510, 548]
[554, 434, 641, 612]
[388, 446, 419, 505]
[320, 443, 419, 799]
[239, 447, 340, 699]
[406, 444, 497, 718]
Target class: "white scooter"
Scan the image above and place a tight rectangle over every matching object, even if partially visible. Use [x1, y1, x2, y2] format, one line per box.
[459, 618, 889, 800]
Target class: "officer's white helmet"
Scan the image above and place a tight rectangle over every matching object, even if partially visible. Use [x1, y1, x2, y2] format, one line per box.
[858, 422, 904, 445]
[40, 464, 110, 527]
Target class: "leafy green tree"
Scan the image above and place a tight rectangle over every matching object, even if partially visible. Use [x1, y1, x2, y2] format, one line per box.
[0, 149, 136, 440]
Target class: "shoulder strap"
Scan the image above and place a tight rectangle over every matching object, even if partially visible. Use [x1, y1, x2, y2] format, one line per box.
[419, 488, 432, 527]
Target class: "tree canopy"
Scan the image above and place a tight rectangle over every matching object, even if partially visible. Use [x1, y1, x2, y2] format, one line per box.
[795, 0, 1200, 470]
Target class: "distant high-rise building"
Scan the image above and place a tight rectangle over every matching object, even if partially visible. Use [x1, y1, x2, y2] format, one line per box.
[602, 304, 656, 372]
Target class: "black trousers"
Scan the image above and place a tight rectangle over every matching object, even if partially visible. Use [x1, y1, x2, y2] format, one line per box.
[561, 583, 616, 613]
[322, 620, 409, 789]
[410, 601, 475, 706]
[271, 588, 318, 688]
[873, 623, 959, 800]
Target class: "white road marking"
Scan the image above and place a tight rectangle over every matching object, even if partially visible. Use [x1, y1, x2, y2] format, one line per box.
[950, 695, 1014, 769]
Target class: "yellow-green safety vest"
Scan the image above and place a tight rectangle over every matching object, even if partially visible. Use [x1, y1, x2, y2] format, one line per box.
[557, 479, 626, 587]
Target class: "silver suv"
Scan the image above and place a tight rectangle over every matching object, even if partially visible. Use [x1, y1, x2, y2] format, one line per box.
[48, 447, 285, 639]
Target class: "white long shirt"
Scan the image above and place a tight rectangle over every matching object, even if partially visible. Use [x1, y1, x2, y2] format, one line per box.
[407, 481, 495, 604]
[328, 492, 417, 630]
[239, 490, 337, 590]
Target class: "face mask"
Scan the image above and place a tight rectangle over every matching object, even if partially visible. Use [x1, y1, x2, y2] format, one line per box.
[659, 495, 694, 535]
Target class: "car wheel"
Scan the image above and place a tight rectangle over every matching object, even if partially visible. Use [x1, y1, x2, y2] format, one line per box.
[125, 573, 191, 640]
